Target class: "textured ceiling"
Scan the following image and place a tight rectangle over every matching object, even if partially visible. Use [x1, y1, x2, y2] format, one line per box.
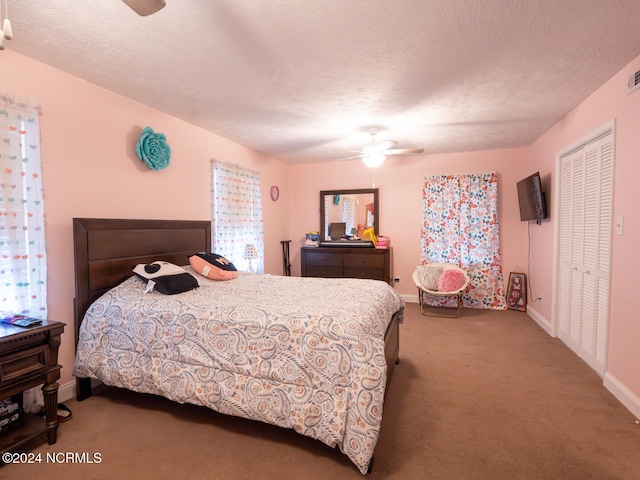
[5, 0, 640, 164]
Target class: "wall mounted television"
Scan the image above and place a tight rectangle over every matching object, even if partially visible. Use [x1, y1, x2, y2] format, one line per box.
[517, 172, 547, 224]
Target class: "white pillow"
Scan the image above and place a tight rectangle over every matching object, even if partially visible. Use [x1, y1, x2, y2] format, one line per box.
[419, 264, 443, 291]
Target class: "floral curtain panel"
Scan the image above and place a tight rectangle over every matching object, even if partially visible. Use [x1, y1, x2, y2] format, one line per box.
[0, 94, 47, 317]
[421, 172, 506, 309]
[211, 160, 264, 273]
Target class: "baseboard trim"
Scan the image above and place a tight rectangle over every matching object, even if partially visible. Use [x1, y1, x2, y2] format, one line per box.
[401, 294, 419, 304]
[603, 373, 640, 421]
[58, 379, 101, 403]
[525, 306, 639, 421]
[526, 304, 553, 336]
[58, 380, 76, 403]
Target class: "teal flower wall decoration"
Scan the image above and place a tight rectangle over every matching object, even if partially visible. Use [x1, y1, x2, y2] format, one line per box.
[136, 126, 171, 171]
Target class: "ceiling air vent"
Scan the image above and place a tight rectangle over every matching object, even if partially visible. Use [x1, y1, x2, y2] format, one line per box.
[627, 68, 640, 95]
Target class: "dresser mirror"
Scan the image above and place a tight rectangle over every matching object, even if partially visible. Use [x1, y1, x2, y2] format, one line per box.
[319, 188, 379, 241]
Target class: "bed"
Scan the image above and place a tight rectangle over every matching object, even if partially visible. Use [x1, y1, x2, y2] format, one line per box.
[72, 218, 404, 474]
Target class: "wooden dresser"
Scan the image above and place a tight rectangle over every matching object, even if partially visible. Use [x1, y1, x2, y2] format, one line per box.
[301, 247, 392, 284]
[0, 320, 65, 453]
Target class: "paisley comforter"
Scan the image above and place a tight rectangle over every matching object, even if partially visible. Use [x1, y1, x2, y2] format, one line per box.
[73, 270, 404, 473]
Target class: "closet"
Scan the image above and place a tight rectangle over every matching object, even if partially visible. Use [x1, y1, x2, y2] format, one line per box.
[556, 129, 613, 376]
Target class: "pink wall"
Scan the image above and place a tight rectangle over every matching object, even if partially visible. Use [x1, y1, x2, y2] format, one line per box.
[3, 51, 290, 387]
[5, 47, 639, 414]
[289, 149, 530, 297]
[528, 54, 640, 408]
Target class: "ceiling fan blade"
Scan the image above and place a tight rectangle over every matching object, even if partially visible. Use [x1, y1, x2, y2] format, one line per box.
[341, 153, 366, 160]
[363, 139, 397, 154]
[122, 0, 166, 16]
[385, 148, 424, 156]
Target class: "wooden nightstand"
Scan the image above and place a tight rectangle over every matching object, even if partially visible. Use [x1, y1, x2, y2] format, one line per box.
[0, 320, 65, 454]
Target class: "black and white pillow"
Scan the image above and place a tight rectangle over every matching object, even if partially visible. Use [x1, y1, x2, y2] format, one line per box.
[132, 261, 199, 295]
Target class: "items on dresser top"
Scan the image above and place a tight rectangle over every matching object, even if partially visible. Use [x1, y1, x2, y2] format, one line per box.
[318, 240, 374, 247]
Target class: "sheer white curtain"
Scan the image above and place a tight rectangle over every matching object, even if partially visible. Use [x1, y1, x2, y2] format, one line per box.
[211, 160, 264, 273]
[0, 94, 47, 317]
[342, 197, 356, 235]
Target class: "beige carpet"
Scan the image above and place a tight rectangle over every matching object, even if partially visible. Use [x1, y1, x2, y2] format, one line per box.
[4, 303, 639, 479]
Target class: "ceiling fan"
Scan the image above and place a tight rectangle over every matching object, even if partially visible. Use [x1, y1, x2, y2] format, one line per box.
[357, 127, 424, 167]
[122, 0, 166, 16]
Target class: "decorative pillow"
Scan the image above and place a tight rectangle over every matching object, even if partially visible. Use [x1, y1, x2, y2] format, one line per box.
[132, 261, 199, 295]
[189, 253, 238, 281]
[419, 264, 443, 291]
[438, 268, 466, 293]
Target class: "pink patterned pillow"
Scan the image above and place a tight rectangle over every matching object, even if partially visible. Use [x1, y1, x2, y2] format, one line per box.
[438, 269, 466, 292]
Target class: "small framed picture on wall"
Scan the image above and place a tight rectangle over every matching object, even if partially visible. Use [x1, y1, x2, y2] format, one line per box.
[507, 272, 527, 311]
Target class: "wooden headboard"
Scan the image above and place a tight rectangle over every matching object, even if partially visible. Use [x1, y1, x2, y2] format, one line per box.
[73, 218, 211, 398]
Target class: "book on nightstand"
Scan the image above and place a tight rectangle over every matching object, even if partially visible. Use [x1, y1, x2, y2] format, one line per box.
[0, 312, 43, 328]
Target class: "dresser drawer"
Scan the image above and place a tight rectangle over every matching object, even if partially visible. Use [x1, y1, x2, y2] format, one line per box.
[344, 253, 385, 269]
[305, 265, 344, 278]
[304, 252, 343, 267]
[0, 345, 49, 384]
[344, 267, 386, 281]
[301, 247, 392, 285]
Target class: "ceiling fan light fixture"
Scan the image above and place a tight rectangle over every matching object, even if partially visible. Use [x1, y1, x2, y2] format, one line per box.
[362, 153, 386, 168]
[1, 0, 12, 46]
[2, 18, 11, 40]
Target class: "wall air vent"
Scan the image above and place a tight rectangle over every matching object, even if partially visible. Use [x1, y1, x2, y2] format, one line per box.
[627, 68, 640, 95]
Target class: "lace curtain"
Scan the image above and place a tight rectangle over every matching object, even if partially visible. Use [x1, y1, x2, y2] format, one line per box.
[211, 160, 264, 273]
[421, 172, 506, 309]
[0, 94, 47, 317]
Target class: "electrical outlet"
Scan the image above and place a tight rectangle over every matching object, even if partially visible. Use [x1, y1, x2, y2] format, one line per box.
[394, 277, 401, 284]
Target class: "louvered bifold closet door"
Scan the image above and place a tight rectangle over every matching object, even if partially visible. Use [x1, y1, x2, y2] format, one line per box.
[557, 156, 573, 340]
[595, 139, 613, 370]
[558, 148, 584, 351]
[581, 144, 599, 368]
[557, 132, 613, 376]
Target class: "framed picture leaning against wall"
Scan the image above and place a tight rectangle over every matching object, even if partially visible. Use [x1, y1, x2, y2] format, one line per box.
[507, 272, 527, 311]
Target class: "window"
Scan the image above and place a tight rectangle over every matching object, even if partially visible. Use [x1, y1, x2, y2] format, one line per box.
[342, 197, 356, 235]
[0, 95, 47, 317]
[211, 160, 264, 273]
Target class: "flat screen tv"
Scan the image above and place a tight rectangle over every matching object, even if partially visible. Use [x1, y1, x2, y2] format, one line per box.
[517, 172, 547, 223]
